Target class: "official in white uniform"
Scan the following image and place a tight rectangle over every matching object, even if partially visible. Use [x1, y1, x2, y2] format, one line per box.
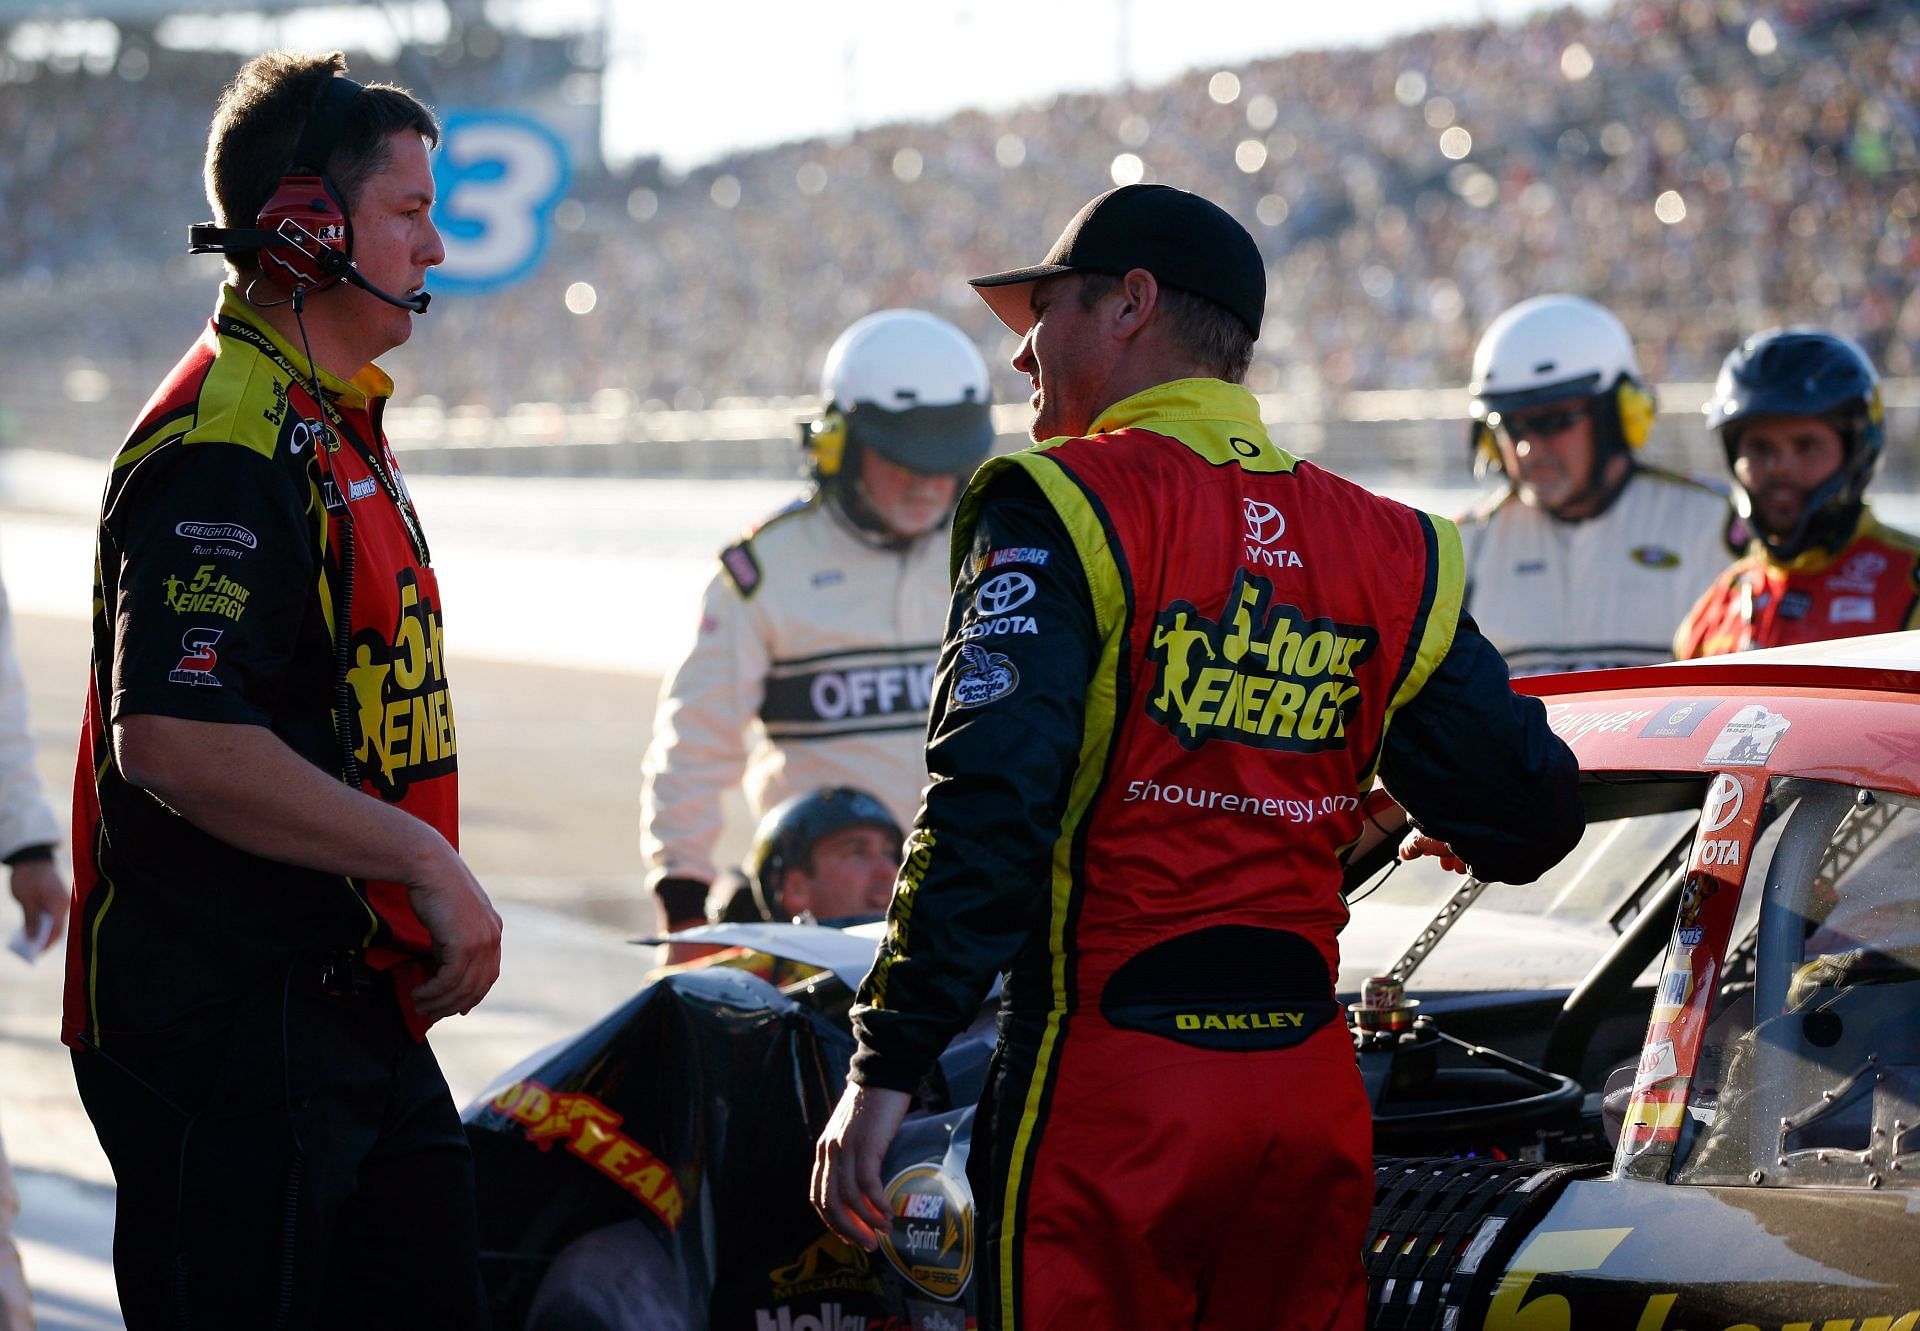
[1458, 294, 1736, 675]
[0, 566, 66, 1331]
[640, 310, 995, 940]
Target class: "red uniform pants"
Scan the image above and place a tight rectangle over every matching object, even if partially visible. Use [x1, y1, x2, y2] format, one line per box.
[969, 1017, 1370, 1331]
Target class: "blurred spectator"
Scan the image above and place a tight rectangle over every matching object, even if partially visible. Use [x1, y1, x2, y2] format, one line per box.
[5, 2, 1920, 424]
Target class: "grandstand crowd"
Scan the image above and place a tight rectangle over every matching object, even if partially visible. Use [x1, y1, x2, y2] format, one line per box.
[1, 0, 1916, 432]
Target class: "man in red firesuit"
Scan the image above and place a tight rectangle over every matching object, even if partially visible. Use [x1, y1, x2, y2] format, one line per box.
[1674, 326, 1920, 658]
[812, 183, 1584, 1329]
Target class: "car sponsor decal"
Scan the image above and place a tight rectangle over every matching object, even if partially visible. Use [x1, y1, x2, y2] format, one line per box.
[1144, 569, 1375, 752]
[1485, 1224, 1920, 1331]
[1617, 767, 1766, 1178]
[766, 1232, 882, 1301]
[878, 1164, 972, 1302]
[1651, 966, 1692, 1020]
[1703, 703, 1789, 767]
[951, 644, 1018, 709]
[1545, 704, 1656, 745]
[1633, 1039, 1679, 1092]
[1673, 872, 1718, 948]
[751, 1305, 867, 1331]
[487, 1079, 684, 1229]
[1700, 773, 1743, 833]
[1636, 699, 1717, 739]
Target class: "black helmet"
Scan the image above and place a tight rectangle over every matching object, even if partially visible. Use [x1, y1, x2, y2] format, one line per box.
[749, 786, 903, 922]
[1705, 327, 1884, 560]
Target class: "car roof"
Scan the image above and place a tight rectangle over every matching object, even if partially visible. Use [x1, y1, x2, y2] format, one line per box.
[1508, 630, 1920, 797]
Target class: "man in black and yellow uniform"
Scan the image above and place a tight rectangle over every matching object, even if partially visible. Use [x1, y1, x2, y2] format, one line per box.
[814, 185, 1584, 1329]
[64, 52, 499, 1327]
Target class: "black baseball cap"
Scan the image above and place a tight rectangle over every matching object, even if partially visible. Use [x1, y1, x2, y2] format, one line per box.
[969, 183, 1266, 339]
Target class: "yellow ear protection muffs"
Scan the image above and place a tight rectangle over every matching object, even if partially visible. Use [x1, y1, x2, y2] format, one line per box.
[1471, 373, 1655, 470]
[1615, 375, 1655, 449]
[803, 408, 848, 480]
[1470, 419, 1499, 470]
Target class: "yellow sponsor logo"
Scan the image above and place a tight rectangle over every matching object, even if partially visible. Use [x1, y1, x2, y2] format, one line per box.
[1146, 569, 1375, 752]
[1174, 1010, 1306, 1031]
[1485, 1225, 1919, 1331]
[489, 1080, 684, 1229]
[164, 564, 251, 621]
[346, 569, 456, 799]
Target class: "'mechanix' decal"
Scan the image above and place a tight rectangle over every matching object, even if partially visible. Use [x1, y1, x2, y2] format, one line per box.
[1146, 569, 1377, 752]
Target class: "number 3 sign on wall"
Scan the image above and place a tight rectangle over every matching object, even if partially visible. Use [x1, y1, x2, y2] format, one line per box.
[432, 111, 572, 293]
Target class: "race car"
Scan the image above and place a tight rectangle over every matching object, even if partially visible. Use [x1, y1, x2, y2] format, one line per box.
[466, 633, 1920, 1330]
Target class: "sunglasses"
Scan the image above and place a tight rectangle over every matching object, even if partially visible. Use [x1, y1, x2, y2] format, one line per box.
[1495, 404, 1588, 442]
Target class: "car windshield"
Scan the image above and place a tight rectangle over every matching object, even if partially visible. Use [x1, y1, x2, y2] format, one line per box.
[1338, 787, 1699, 994]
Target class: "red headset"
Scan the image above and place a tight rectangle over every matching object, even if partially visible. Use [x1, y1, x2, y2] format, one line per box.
[189, 74, 429, 313]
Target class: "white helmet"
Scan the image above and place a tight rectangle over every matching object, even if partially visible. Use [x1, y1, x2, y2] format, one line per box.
[1468, 294, 1654, 454]
[815, 309, 994, 477]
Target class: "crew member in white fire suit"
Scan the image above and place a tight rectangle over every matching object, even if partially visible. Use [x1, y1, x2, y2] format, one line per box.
[640, 310, 996, 941]
[1459, 295, 1736, 674]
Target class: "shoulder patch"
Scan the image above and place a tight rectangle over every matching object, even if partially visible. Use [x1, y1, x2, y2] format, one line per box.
[720, 540, 762, 597]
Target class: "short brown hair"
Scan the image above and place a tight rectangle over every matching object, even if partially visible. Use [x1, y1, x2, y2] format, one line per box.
[1075, 272, 1255, 384]
[204, 50, 440, 275]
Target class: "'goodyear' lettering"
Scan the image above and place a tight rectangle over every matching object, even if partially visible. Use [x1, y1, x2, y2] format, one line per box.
[1146, 569, 1375, 752]
[1175, 1010, 1306, 1031]
[489, 1080, 685, 1228]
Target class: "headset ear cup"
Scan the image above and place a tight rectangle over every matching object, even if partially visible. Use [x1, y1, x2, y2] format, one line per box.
[254, 173, 352, 291]
[1617, 378, 1655, 449]
[1471, 421, 1500, 469]
[808, 411, 848, 478]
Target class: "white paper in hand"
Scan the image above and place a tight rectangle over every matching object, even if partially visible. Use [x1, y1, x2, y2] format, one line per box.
[7, 913, 54, 963]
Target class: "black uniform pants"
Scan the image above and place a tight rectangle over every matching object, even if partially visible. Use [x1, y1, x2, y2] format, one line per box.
[71, 960, 487, 1331]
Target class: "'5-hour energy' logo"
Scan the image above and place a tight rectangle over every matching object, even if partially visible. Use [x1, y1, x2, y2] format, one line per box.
[345, 569, 455, 799]
[1146, 569, 1375, 751]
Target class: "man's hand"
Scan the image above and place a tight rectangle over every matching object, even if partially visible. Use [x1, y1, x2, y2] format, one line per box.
[812, 1082, 911, 1250]
[9, 857, 69, 951]
[406, 840, 503, 1020]
[1398, 831, 1468, 875]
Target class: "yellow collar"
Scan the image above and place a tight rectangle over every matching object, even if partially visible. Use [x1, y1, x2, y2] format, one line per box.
[1089, 378, 1262, 435]
[217, 286, 394, 408]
